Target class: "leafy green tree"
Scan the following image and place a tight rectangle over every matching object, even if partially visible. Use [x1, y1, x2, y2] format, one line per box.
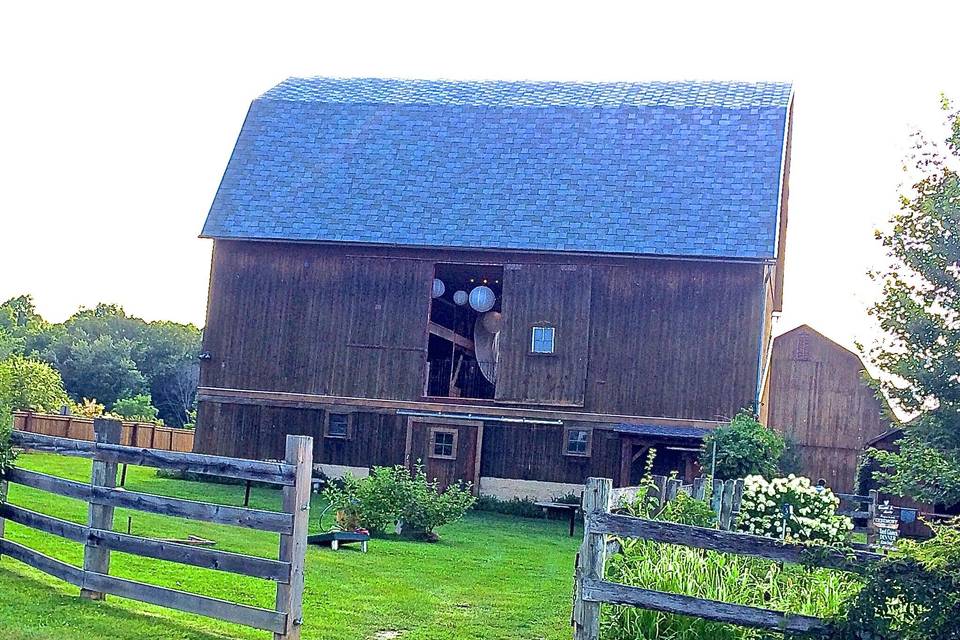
[111, 393, 161, 423]
[699, 410, 786, 480]
[0, 295, 58, 357]
[865, 97, 960, 506]
[0, 355, 71, 412]
[57, 334, 147, 408]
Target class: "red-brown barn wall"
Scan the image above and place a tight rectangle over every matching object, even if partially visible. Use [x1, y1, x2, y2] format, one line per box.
[196, 240, 766, 460]
[766, 326, 890, 492]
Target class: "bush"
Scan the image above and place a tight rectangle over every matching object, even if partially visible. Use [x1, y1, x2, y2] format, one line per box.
[658, 491, 717, 528]
[737, 474, 853, 544]
[474, 495, 545, 519]
[830, 518, 960, 639]
[0, 355, 70, 413]
[111, 393, 162, 424]
[699, 410, 786, 480]
[0, 370, 15, 478]
[323, 463, 476, 540]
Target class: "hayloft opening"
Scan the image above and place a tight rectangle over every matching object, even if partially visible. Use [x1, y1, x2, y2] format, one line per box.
[425, 263, 503, 399]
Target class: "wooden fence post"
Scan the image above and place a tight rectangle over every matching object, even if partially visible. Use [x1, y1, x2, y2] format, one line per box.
[692, 476, 705, 501]
[274, 435, 313, 640]
[867, 489, 879, 547]
[0, 475, 7, 558]
[80, 418, 121, 600]
[719, 479, 736, 530]
[710, 478, 724, 521]
[573, 477, 612, 640]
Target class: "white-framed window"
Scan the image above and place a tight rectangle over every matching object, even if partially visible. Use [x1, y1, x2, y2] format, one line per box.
[531, 325, 556, 354]
[429, 427, 458, 460]
[564, 426, 591, 457]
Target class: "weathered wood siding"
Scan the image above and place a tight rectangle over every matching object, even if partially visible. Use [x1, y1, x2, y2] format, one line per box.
[495, 263, 592, 406]
[198, 241, 765, 458]
[585, 259, 764, 420]
[196, 403, 406, 467]
[766, 325, 890, 492]
[479, 423, 621, 485]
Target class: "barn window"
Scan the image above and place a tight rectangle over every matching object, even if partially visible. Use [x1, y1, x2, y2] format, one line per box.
[563, 426, 591, 457]
[324, 413, 352, 439]
[531, 325, 555, 354]
[429, 427, 458, 459]
[795, 332, 811, 361]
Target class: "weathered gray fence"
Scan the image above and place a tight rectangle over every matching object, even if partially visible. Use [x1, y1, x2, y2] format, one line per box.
[611, 475, 875, 533]
[572, 477, 882, 639]
[0, 419, 313, 640]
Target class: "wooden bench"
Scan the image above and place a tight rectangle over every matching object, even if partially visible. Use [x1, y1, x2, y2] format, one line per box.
[307, 531, 369, 552]
[535, 501, 581, 536]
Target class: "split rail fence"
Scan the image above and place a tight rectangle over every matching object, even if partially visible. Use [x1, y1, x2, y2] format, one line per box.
[572, 477, 883, 639]
[0, 419, 313, 639]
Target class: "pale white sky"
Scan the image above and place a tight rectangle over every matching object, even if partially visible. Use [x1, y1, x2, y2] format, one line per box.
[2, 1, 958, 360]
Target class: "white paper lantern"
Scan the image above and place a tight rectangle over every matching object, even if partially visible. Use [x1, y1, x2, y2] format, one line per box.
[481, 311, 503, 333]
[453, 290, 469, 306]
[431, 278, 446, 298]
[469, 286, 496, 312]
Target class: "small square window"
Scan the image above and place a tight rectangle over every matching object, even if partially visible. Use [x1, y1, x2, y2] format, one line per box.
[531, 326, 555, 354]
[564, 427, 591, 457]
[325, 413, 351, 439]
[430, 428, 458, 459]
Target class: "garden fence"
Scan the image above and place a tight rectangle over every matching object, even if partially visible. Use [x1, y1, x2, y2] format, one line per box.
[572, 477, 883, 639]
[0, 419, 313, 640]
[13, 410, 194, 452]
[613, 475, 876, 534]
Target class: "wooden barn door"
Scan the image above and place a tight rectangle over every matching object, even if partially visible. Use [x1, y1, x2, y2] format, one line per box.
[495, 264, 592, 406]
[404, 417, 483, 495]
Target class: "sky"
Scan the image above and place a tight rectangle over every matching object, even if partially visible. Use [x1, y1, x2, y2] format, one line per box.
[2, 1, 959, 362]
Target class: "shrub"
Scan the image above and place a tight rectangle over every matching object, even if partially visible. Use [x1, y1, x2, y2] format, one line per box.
[323, 463, 476, 540]
[111, 393, 162, 424]
[699, 410, 786, 480]
[72, 398, 105, 418]
[830, 518, 960, 639]
[737, 474, 853, 544]
[0, 369, 15, 479]
[474, 495, 545, 519]
[658, 491, 717, 528]
[0, 355, 70, 413]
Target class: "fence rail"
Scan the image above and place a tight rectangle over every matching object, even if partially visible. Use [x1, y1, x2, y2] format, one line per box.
[13, 410, 194, 453]
[0, 420, 313, 639]
[572, 477, 883, 639]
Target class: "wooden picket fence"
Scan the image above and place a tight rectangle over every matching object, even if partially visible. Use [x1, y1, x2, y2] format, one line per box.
[0, 419, 313, 639]
[13, 410, 195, 452]
[572, 477, 884, 639]
[612, 475, 875, 533]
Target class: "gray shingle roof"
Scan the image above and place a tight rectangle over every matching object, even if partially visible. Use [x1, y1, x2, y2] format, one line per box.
[202, 77, 792, 260]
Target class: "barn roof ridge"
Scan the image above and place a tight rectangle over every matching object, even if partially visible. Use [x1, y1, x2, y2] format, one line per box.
[202, 76, 793, 260]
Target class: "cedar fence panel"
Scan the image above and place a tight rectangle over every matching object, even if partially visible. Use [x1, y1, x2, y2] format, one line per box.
[13, 411, 194, 454]
[572, 477, 883, 639]
[0, 421, 313, 639]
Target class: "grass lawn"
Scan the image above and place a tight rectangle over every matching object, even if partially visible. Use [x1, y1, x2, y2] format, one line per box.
[0, 453, 579, 640]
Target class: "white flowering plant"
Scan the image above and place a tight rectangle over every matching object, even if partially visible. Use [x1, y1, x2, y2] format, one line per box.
[737, 474, 854, 545]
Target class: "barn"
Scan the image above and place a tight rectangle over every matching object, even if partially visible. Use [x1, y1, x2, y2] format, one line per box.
[195, 77, 794, 499]
[763, 324, 891, 492]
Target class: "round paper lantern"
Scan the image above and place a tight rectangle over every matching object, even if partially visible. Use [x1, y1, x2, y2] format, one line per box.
[453, 290, 469, 306]
[431, 278, 446, 298]
[481, 311, 503, 333]
[469, 286, 496, 312]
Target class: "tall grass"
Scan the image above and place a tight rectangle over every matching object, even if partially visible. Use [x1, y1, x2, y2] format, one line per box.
[602, 538, 862, 640]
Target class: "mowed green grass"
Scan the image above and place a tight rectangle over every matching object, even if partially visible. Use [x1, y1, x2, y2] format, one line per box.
[0, 453, 579, 640]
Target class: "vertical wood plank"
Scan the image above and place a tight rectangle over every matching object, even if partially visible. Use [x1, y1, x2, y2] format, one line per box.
[665, 478, 682, 503]
[274, 435, 313, 640]
[719, 479, 736, 530]
[573, 477, 611, 640]
[0, 477, 7, 558]
[81, 418, 121, 600]
[692, 476, 705, 501]
[710, 478, 724, 518]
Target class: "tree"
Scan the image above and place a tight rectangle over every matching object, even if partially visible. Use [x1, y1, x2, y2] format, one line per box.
[0, 355, 71, 412]
[0, 295, 58, 358]
[865, 97, 960, 506]
[57, 334, 147, 408]
[699, 410, 786, 480]
[111, 393, 161, 423]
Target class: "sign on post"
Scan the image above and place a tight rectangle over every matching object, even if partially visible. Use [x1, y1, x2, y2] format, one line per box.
[874, 502, 900, 550]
